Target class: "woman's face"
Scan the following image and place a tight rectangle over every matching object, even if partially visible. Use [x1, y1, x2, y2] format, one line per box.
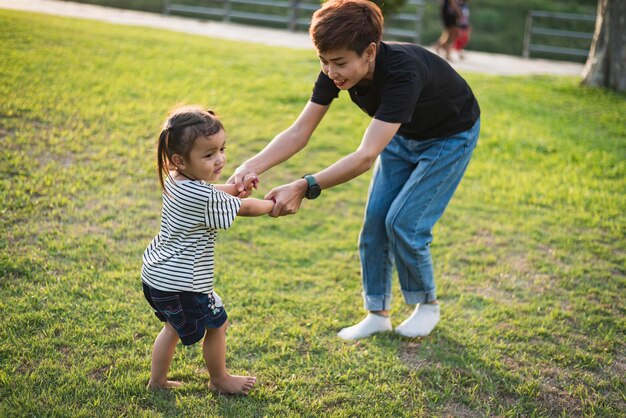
[318, 44, 375, 90]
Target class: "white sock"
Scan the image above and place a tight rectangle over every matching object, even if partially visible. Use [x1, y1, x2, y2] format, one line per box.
[395, 303, 440, 338]
[337, 313, 392, 340]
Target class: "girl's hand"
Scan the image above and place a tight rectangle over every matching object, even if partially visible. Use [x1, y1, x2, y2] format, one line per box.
[264, 179, 308, 217]
[228, 166, 257, 196]
[236, 174, 259, 198]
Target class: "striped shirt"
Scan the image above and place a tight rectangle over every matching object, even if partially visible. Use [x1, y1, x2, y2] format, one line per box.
[141, 177, 241, 293]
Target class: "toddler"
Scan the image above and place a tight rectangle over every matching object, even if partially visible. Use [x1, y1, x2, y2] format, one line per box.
[142, 105, 274, 395]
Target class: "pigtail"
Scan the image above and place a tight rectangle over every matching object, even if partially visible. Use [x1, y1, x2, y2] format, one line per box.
[157, 127, 170, 192]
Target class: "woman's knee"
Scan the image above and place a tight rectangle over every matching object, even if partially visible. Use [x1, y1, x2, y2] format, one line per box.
[384, 212, 408, 245]
[385, 214, 431, 248]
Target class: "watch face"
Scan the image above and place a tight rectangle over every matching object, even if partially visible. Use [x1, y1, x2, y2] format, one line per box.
[307, 184, 321, 199]
[303, 175, 321, 200]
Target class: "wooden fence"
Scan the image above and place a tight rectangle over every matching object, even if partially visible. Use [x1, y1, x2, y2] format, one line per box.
[522, 10, 596, 59]
[163, 0, 426, 43]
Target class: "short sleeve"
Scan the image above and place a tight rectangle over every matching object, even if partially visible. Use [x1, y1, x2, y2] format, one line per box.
[374, 72, 422, 124]
[204, 188, 242, 230]
[310, 71, 340, 105]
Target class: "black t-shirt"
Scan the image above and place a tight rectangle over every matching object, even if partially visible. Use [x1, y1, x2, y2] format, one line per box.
[310, 42, 480, 140]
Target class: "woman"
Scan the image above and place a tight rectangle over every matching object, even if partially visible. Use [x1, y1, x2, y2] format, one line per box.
[229, 0, 480, 340]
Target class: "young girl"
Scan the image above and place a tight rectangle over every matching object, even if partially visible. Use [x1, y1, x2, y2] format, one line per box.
[230, 0, 480, 340]
[453, 0, 471, 60]
[142, 105, 274, 395]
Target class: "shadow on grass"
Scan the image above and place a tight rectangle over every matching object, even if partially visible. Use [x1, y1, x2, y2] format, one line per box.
[387, 331, 582, 416]
[142, 381, 273, 416]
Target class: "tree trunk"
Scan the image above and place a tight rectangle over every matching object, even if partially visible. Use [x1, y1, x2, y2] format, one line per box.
[581, 0, 626, 92]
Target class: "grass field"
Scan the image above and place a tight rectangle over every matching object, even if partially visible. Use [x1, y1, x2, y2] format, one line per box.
[1, 9, 625, 418]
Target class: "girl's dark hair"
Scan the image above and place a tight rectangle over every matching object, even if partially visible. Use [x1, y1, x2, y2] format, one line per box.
[310, 0, 384, 55]
[156, 105, 224, 191]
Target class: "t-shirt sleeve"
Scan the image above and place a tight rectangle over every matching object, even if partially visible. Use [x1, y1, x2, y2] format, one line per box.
[204, 187, 242, 230]
[374, 72, 423, 124]
[310, 71, 340, 105]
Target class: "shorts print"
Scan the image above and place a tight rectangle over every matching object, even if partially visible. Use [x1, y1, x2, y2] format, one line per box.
[143, 283, 228, 346]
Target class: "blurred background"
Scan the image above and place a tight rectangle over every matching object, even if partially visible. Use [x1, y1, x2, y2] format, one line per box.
[57, 0, 598, 62]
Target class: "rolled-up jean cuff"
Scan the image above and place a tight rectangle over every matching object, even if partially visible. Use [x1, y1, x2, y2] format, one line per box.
[363, 294, 392, 311]
[402, 289, 437, 305]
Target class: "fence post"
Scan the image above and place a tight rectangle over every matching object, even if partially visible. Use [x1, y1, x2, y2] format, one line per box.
[522, 11, 533, 58]
[289, 0, 298, 32]
[224, 0, 231, 23]
[163, 0, 170, 15]
[414, 0, 424, 44]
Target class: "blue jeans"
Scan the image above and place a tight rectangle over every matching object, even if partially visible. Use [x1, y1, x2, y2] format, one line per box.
[358, 118, 480, 311]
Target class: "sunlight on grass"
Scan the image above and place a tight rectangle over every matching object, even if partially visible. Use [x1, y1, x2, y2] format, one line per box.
[1, 9, 624, 417]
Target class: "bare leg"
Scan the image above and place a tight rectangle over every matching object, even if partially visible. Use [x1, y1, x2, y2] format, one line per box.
[204, 321, 256, 395]
[433, 30, 449, 54]
[148, 322, 183, 389]
[444, 27, 460, 60]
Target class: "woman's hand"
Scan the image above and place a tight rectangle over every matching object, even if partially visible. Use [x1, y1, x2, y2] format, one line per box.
[264, 179, 308, 217]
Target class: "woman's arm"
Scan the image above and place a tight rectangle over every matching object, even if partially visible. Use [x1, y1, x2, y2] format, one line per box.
[266, 119, 401, 217]
[228, 101, 330, 191]
[238, 198, 275, 217]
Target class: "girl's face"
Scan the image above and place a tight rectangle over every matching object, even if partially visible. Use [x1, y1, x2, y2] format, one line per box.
[318, 44, 376, 90]
[177, 130, 227, 183]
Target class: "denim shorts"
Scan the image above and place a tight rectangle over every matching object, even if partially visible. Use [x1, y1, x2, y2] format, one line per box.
[142, 283, 228, 346]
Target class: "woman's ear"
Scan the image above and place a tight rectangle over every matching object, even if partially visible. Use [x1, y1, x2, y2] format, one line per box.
[171, 154, 186, 170]
[366, 42, 377, 61]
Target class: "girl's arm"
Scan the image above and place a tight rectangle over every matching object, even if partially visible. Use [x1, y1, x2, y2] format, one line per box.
[212, 184, 274, 215]
[214, 183, 238, 196]
[238, 198, 275, 217]
[228, 101, 330, 192]
[265, 119, 401, 217]
[214, 174, 258, 197]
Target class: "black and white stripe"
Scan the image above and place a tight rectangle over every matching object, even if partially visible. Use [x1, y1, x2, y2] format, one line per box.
[142, 177, 241, 293]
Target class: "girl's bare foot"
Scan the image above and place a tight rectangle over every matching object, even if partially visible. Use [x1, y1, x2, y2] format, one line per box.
[209, 374, 257, 395]
[147, 380, 183, 390]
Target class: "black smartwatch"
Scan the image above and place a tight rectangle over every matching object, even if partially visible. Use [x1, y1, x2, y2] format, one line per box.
[302, 174, 321, 200]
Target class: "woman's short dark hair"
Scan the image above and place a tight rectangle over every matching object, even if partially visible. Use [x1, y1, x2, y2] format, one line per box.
[310, 0, 384, 55]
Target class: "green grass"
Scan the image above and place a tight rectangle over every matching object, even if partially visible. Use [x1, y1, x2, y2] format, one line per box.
[1, 9, 625, 417]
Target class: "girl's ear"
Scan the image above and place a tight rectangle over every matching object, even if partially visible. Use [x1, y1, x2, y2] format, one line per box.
[171, 154, 186, 170]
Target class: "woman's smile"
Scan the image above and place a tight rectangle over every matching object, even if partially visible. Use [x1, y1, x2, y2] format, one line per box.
[318, 45, 375, 91]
